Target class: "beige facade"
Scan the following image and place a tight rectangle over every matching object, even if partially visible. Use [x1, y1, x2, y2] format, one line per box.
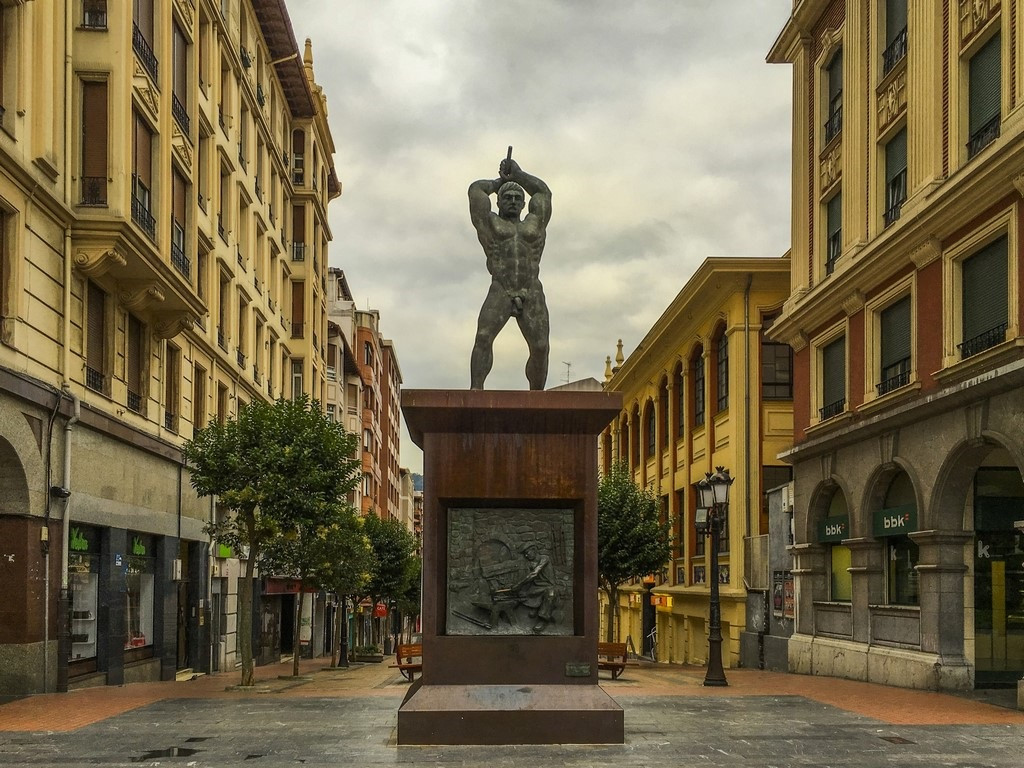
[599, 257, 793, 668]
[0, 0, 339, 695]
[769, 1, 1024, 694]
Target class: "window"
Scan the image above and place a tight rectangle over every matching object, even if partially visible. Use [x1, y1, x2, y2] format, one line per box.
[363, 340, 373, 366]
[131, 111, 155, 239]
[124, 533, 155, 651]
[172, 21, 189, 132]
[881, 473, 919, 606]
[193, 364, 206, 431]
[715, 330, 728, 412]
[171, 170, 189, 278]
[126, 314, 145, 413]
[164, 343, 180, 432]
[326, 404, 335, 422]
[644, 401, 655, 459]
[82, 0, 108, 29]
[291, 281, 304, 338]
[216, 383, 228, 425]
[85, 281, 107, 392]
[825, 192, 841, 275]
[658, 379, 668, 452]
[968, 33, 1001, 159]
[630, 404, 640, 467]
[80, 80, 108, 205]
[878, 295, 911, 395]
[674, 363, 684, 438]
[291, 359, 303, 399]
[824, 48, 843, 143]
[761, 311, 793, 399]
[825, 489, 851, 602]
[692, 348, 705, 427]
[882, 0, 908, 75]
[959, 235, 1008, 358]
[292, 129, 305, 185]
[292, 204, 306, 260]
[820, 335, 846, 420]
[132, 0, 158, 81]
[196, 249, 208, 303]
[883, 128, 907, 226]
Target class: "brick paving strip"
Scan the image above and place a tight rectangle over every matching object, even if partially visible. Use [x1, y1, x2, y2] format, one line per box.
[2, 658, 1021, 734]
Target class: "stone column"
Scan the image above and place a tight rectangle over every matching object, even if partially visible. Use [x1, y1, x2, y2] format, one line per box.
[99, 527, 127, 685]
[912, 529, 971, 658]
[845, 537, 884, 643]
[789, 542, 826, 636]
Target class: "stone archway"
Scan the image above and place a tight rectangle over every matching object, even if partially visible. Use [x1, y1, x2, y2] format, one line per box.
[0, 434, 30, 516]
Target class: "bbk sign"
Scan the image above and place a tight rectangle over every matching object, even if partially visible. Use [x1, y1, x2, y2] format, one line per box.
[818, 515, 849, 543]
[873, 504, 918, 538]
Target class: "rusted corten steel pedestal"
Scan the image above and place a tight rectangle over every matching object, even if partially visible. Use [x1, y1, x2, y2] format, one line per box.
[397, 389, 624, 745]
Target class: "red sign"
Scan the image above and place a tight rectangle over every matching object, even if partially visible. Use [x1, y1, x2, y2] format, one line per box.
[373, 603, 387, 618]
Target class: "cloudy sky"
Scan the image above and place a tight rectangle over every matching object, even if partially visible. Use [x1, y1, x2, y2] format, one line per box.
[286, 0, 795, 472]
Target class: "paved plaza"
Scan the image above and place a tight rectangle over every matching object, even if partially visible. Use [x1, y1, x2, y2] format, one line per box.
[1, 659, 1022, 767]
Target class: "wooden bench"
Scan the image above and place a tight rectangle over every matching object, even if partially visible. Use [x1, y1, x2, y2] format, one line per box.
[597, 641, 629, 679]
[389, 643, 422, 681]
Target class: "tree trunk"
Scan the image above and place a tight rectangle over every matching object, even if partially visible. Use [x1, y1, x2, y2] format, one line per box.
[293, 580, 305, 677]
[238, 545, 256, 687]
[331, 596, 341, 667]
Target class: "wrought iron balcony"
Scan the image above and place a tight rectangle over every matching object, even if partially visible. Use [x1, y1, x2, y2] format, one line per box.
[236, 349, 246, 368]
[327, 365, 337, 381]
[170, 237, 191, 279]
[217, 214, 227, 242]
[819, 398, 846, 421]
[967, 115, 1000, 160]
[131, 194, 156, 239]
[85, 366, 105, 392]
[237, 246, 244, 267]
[218, 106, 226, 133]
[132, 23, 158, 82]
[217, 328, 227, 351]
[172, 93, 190, 134]
[291, 322, 304, 339]
[876, 357, 910, 396]
[292, 242, 306, 261]
[958, 322, 1007, 359]
[823, 105, 842, 144]
[240, 46, 252, 69]
[883, 169, 907, 227]
[80, 177, 107, 206]
[255, 176, 262, 200]
[127, 390, 142, 413]
[164, 410, 176, 431]
[256, 84, 265, 107]
[238, 144, 246, 169]
[253, 366, 262, 385]
[198, 192, 206, 212]
[881, 27, 908, 76]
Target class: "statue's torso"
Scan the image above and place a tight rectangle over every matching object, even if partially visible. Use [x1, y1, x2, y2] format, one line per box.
[481, 216, 546, 290]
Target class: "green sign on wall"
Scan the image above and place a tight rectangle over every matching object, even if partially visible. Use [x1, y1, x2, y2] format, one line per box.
[818, 515, 849, 543]
[873, 504, 917, 537]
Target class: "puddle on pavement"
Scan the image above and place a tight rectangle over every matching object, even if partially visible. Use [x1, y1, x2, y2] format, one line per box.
[133, 746, 201, 761]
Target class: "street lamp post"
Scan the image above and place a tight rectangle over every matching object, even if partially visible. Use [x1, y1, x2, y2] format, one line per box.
[696, 466, 733, 687]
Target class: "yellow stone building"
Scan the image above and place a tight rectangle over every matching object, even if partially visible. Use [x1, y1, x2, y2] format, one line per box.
[599, 256, 793, 668]
[0, 0, 338, 694]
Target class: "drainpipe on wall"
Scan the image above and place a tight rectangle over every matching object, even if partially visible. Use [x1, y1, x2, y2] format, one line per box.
[56, 392, 79, 693]
[744, 273, 753, 540]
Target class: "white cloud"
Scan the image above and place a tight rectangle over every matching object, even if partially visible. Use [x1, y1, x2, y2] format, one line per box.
[287, 0, 795, 472]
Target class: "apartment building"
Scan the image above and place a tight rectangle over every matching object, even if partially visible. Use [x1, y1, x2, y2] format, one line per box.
[769, 0, 1024, 691]
[378, 339, 402, 521]
[326, 267, 363, 511]
[0, 0, 339, 695]
[599, 257, 793, 668]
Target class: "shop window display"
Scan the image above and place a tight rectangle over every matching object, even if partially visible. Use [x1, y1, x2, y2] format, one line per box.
[125, 534, 155, 650]
[69, 554, 99, 660]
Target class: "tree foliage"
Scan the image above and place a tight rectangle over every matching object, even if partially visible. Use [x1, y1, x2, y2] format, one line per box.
[182, 395, 360, 685]
[597, 461, 672, 641]
[356, 513, 418, 646]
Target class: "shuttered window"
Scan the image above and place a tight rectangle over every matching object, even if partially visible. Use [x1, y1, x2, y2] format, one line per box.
[821, 336, 846, 417]
[292, 204, 305, 243]
[716, 330, 728, 412]
[675, 365, 685, 438]
[645, 402, 655, 458]
[172, 170, 186, 230]
[126, 314, 144, 410]
[884, 128, 907, 223]
[132, 111, 152, 200]
[879, 296, 911, 393]
[961, 236, 1008, 356]
[970, 34, 1001, 135]
[193, 365, 206, 431]
[86, 281, 106, 391]
[826, 192, 842, 273]
[692, 350, 705, 427]
[164, 344, 180, 432]
[81, 81, 108, 205]
[886, 0, 907, 45]
[173, 23, 187, 100]
[291, 281, 304, 335]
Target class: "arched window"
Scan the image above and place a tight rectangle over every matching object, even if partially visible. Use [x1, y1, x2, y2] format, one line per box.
[715, 327, 729, 413]
[881, 472, 918, 605]
[674, 362, 684, 438]
[824, 488, 851, 602]
[644, 400, 656, 459]
[630, 404, 640, 468]
[691, 346, 705, 427]
[658, 378, 669, 453]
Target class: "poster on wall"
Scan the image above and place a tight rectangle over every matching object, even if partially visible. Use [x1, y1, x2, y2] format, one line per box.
[772, 570, 784, 617]
[783, 570, 795, 619]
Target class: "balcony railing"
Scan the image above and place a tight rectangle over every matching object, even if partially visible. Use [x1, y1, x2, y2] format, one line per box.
[85, 366, 105, 392]
[292, 154, 304, 185]
[883, 169, 907, 227]
[819, 398, 846, 421]
[825, 229, 841, 275]
[256, 84, 265, 107]
[236, 349, 246, 368]
[170, 237, 191, 279]
[238, 144, 247, 170]
[217, 328, 227, 351]
[269, 205, 275, 226]
[881, 27, 908, 76]
[327, 365, 337, 381]
[291, 322, 304, 338]
[267, 380, 273, 397]
[255, 176, 262, 200]
[876, 357, 910, 396]
[823, 105, 842, 144]
[967, 114, 1000, 160]
[131, 195, 156, 239]
[80, 176, 107, 206]
[164, 411, 176, 431]
[240, 46, 252, 69]
[171, 93, 190, 134]
[127, 390, 142, 413]
[236, 246, 244, 268]
[958, 322, 1007, 359]
[82, 1, 107, 30]
[218, 106, 227, 133]
[253, 366, 262, 385]
[292, 242, 306, 261]
[132, 23, 159, 82]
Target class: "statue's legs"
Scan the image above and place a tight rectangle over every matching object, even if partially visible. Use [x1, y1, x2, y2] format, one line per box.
[470, 282, 512, 389]
[517, 288, 550, 391]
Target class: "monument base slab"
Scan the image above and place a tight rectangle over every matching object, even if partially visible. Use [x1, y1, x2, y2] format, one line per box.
[397, 683, 624, 745]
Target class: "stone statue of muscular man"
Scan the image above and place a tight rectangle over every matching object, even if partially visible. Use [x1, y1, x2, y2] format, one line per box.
[468, 151, 551, 390]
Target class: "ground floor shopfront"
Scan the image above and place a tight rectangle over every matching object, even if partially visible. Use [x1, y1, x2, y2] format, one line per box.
[787, 370, 1024, 692]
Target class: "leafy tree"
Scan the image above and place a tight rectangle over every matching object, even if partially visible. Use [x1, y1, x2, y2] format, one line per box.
[359, 512, 418, 647]
[182, 396, 360, 685]
[395, 554, 422, 643]
[597, 461, 672, 642]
